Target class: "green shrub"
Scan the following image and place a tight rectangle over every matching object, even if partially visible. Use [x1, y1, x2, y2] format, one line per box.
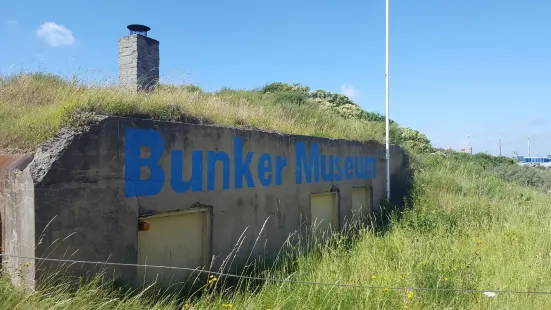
[450, 152, 515, 169]
[310, 89, 356, 107]
[489, 164, 551, 192]
[269, 91, 309, 106]
[260, 82, 310, 95]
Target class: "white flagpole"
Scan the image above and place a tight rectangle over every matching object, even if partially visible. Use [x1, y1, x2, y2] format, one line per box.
[385, 0, 391, 199]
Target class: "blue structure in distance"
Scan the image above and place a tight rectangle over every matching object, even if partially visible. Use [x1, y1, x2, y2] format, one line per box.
[516, 156, 551, 164]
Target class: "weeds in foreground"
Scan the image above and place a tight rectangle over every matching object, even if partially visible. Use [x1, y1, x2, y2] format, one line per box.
[2, 154, 551, 309]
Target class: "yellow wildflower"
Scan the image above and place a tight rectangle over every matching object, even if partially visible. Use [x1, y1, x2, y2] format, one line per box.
[406, 291, 414, 299]
[222, 303, 233, 308]
[371, 275, 377, 279]
[208, 275, 218, 284]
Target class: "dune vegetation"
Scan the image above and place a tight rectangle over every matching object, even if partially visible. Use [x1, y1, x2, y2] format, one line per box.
[1, 72, 551, 309]
[0, 73, 429, 153]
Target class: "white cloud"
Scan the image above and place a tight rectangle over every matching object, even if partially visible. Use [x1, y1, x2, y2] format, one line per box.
[7, 20, 17, 25]
[36, 22, 75, 47]
[340, 84, 360, 100]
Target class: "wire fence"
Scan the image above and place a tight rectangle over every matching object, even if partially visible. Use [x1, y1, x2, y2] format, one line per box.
[1, 171, 551, 298]
[1, 253, 551, 296]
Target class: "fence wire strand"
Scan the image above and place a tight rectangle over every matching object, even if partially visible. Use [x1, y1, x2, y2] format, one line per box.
[1, 253, 551, 296]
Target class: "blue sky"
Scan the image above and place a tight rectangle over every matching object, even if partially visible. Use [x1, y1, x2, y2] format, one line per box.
[2, 0, 550, 157]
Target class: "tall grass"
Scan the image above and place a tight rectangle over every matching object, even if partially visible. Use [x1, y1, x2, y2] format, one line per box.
[489, 163, 551, 192]
[2, 71, 550, 308]
[0, 72, 391, 153]
[2, 153, 551, 309]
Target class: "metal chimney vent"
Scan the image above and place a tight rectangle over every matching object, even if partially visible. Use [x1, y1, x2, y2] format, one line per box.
[127, 24, 150, 37]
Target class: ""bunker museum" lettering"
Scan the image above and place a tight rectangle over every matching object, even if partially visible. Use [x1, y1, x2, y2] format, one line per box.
[124, 128, 377, 197]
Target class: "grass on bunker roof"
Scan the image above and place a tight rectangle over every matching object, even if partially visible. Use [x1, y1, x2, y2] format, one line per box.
[0, 72, 389, 153]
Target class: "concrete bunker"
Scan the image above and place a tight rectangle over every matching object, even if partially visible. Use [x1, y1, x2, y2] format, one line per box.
[0, 24, 412, 290]
[0, 117, 411, 290]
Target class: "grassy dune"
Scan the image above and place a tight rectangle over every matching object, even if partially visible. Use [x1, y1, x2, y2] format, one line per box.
[1, 72, 551, 309]
[0, 73, 390, 153]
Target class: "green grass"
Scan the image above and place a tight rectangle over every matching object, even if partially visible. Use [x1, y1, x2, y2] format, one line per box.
[2, 153, 551, 309]
[0, 72, 396, 153]
[489, 163, 551, 193]
[2, 72, 551, 309]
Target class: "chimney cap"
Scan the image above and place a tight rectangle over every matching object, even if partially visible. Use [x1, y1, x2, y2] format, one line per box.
[127, 24, 151, 36]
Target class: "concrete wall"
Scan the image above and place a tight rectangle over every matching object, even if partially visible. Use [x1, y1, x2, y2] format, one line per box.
[118, 34, 160, 91]
[2, 116, 411, 288]
[0, 154, 36, 289]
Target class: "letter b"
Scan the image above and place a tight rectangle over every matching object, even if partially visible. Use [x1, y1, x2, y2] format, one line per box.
[125, 128, 165, 197]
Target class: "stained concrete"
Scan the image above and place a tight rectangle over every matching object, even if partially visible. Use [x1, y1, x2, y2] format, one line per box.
[0, 154, 36, 289]
[0, 116, 412, 289]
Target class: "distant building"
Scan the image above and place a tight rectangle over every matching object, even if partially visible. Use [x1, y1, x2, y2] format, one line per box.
[516, 156, 551, 166]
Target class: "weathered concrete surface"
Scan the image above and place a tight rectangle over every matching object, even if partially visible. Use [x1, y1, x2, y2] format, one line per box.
[0, 154, 36, 289]
[1, 116, 412, 289]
